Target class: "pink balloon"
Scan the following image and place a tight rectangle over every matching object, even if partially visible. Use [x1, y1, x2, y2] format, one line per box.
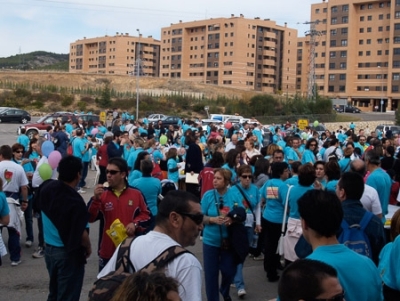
[224, 122, 232, 129]
[48, 151, 62, 169]
[91, 128, 99, 135]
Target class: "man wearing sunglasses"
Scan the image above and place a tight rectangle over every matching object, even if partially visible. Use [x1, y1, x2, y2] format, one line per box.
[279, 258, 344, 301]
[98, 190, 203, 301]
[298, 190, 382, 301]
[88, 157, 151, 272]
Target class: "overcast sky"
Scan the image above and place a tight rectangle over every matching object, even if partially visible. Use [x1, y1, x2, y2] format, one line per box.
[0, 0, 318, 57]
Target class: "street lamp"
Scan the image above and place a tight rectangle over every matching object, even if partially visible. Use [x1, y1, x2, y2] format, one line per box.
[136, 29, 141, 121]
[379, 65, 383, 113]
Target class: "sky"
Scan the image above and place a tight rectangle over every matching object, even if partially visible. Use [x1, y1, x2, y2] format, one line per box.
[0, 0, 318, 57]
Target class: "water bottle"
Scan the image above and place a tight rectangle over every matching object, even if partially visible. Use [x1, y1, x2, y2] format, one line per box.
[251, 232, 259, 249]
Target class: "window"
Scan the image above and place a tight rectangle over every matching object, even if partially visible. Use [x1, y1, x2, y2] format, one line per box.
[367, 27, 372, 32]
[367, 16, 372, 21]
[331, 18, 337, 24]
[367, 39, 371, 44]
[393, 86, 399, 92]
[341, 39, 348, 46]
[359, 51, 363, 56]
[379, 14, 384, 20]
[342, 16, 348, 23]
[339, 86, 346, 92]
[315, 8, 320, 13]
[331, 6, 338, 13]
[393, 73, 400, 80]
[342, 5, 349, 12]
[331, 29, 337, 35]
[339, 74, 346, 80]
[330, 40, 337, 47]
[328, 86, 334, 92]
[378, 26, 383, 32]
[377, 50, 382, 55]
[322, 52, 326, 57]
[359, 28, 364, 33]
[341, 28, 348, 34]
[368, 4, 373, 9]
[380, 2, 385, 8]
[360, 4, 365, 10]
[360, 16, 365, 21]
[340, 51, 347, 57]
[329, 74, 335, 81]
[396, 11, 400, 19]
[396, 23, 400, 30]
[395, 48, 400, 55]
[366, 51, 371, 56]
[340, 62, 347, 69]
[330, 51, 336, 58]
[359, 40, 364, 45]
[329, 63, 336, 69]
[395, 37, 400, 44]
[394, 61, 400, 68]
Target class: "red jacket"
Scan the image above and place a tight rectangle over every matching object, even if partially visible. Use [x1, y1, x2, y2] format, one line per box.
[97, 144, 109, 168]
[88, 187, 151, 259]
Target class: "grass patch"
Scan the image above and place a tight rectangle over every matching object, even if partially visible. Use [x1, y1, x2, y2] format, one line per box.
[335, 114, 362, 122]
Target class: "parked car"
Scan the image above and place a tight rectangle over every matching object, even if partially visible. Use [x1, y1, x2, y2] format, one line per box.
[375, 124, 400, 136]
[0, 108, 31, 124]
[310, 124, 327, 136]
[159, 116, 181, 130]
[76, 113, 100, 125]
[340, 105, 361, 113]
[333, 105, 344, 113]
[18, 112, 76, 139]
[148, 114, 167, 123]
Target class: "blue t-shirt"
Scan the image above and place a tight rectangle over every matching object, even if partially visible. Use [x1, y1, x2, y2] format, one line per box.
[127, 147, 144, 170]
[201, 189, 242, 247]
[167, 158, 179, 183]
[131, 176, 161, 216]
[301, 149, 316, 165]
[72, 137, 85, 159]
[381, 235, 400, 291]
[260, 178, 288, 223]
[0, 192, 10, 217]
[229, 183, 260, 215]
[366, 168, 391, 222]
[221, 163, 238, 184]
[285, 175, 299, 186]
[128, 170, 142, 186]
[308, 244, 382, 301]
[325, 179, 338, 193]
[17, 134, 30, 152]
[288, 185, 314, 219]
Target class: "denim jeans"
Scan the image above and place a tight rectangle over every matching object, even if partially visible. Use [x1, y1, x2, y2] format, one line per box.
[24, 198, 34, 242]
[78, 161, 89, 188]
[203, 243, 236, 301]
[45, 245, 85, 301]
[233, 226, 254, 290]
[0, 226, 21, 261]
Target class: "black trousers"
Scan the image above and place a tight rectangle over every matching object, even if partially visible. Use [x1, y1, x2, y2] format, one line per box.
[383, 284, 400, 301]
[262, 218, 282, 279]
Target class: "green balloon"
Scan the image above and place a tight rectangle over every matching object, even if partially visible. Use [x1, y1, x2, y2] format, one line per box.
[38, 163, 53, 181]
[160, 135, 168, 145]
[313, 120, 319, 127]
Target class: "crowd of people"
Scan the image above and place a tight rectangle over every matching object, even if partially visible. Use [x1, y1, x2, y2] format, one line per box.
[1, 112, 400, 301]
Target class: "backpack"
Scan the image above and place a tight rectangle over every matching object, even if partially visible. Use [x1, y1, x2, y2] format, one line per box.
[327, 147, 339, 161]
[88, 236, 189, 301]
[338, 211, 374, 259]
[158, 179, 178, 204]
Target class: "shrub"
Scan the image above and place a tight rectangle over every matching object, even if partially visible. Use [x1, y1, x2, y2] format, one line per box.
[61, 95, 74, 107]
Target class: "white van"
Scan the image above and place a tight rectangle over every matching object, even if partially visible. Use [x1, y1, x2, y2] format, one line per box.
[209, 114, 243, 122]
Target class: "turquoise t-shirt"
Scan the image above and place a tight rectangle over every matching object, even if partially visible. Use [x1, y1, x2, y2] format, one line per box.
[0, 192, 10, 217]
[288, 185, 314, 219]
[301, 149, 316, 165]
[366, 168, 391, 222]
[167, 158, 179, 183]
[260, 178, 289, 223]
[131, 176, 161, 216]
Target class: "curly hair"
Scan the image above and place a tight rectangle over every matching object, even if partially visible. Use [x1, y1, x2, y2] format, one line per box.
[111, 272, 180, 301]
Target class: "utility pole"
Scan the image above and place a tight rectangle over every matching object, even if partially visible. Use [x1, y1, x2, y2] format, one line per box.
[304, 20, 322, 101]
[136, 29, 141, 121]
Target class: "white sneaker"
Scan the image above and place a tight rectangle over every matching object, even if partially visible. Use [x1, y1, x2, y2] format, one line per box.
[253, 254, 264, 261]
[25, 240, 32, 248]
[238, 289, 247, 298]
[11, 260, 22, 266]
[78, 189, 86, 194]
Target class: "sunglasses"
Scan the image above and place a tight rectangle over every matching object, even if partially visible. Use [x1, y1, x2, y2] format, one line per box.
[106, 170, 121, 175]
[14, 150, 24, 154]
[219, 196, 224, 210]
[308, 291, 345, 301]
[178, 212, 204, 225]
[241, 174, 253, 179]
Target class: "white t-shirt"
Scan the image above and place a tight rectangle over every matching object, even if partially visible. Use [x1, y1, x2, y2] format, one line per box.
[98, 231, 202, 301]
[0, 160, 28, 193]
[361, 184, 382, 215]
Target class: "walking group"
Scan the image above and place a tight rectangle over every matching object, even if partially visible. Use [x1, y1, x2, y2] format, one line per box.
[1, 114, 400, 301]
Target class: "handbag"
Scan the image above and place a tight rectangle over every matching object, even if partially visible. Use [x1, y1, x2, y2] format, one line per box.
[235, 184, 256, 227]
[276, 185, 293, 255]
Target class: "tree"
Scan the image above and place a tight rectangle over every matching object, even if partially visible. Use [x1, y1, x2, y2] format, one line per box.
[97, 84, 112, 108]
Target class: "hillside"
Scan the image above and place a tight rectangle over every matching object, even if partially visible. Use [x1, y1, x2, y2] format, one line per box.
[0, 71, 258, 100]
[0, 51, 69, 71]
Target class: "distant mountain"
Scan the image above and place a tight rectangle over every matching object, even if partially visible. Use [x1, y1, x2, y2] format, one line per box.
[0, 51, 69, 71]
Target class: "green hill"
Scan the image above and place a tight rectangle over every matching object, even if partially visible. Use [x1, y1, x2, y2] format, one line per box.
[0, 51, 69, 71]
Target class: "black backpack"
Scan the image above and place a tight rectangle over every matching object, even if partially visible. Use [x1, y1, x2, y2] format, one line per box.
[88, 237, 189, 301]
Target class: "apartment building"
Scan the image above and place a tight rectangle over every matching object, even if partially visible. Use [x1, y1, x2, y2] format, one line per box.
[297, 0, 400, 111]
[160, 15, 297, 94]
[69, 33, 161, 76]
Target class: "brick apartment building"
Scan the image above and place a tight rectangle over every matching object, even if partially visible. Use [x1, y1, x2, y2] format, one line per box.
[69, 33, 161, 76]
[160, 15, 298, 94]
[297, 0, 400, 111]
